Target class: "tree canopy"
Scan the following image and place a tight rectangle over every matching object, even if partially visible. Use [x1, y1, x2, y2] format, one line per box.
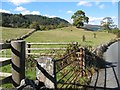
[71, 10, 89, 28]
[101, 17, 113, 30]
[1, 12, 70, 30]
[30, 22, 40, 30]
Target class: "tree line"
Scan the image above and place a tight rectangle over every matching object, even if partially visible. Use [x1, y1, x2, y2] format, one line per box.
[1, 10, 119, 32]
[1, 13, 70, 30]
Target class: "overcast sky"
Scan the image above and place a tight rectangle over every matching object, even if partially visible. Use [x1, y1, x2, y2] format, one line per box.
[0, 0, 119, 26]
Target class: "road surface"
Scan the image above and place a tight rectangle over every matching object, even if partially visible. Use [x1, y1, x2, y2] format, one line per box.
[90, 41, 120, 89]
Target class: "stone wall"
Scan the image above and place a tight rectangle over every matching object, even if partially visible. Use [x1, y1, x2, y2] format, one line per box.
[6, 29, 36, 43]
[92, 38, 120, 57]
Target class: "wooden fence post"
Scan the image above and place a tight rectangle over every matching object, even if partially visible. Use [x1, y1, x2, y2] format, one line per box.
[27, 42, 31, 57]
[79, 48, 84, 76]
[11, 40, 25, 87]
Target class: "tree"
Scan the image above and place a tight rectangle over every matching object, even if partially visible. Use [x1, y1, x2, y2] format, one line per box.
[101, 17, 113, 30]
[71, 10, 89, 28]
[30, 22, 40, 30]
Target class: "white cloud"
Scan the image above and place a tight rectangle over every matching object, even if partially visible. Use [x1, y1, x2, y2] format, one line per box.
[8, 0, 33, 6]
[88, 16, 104, 25]
[68, 19, 73, 24]
[89, 17, 104, 22]
[14, 6, 40, 15]
[0, 9, 11, 13]
[21, 10, 40, 15]
[111, 0, 118, 4]
[88, 16, 117, 25]
[99, 4, 105, 9]
[30, 11, 40, 15]
[77, 1, 92, 7]
[67, 10, 74, 14]
[44, 14, 58, 18]
[14, 6, 26, 11]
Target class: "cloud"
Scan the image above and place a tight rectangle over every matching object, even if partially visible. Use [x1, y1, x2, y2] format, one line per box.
[0, 9, 11, 13]
[8, 0, 33, 6]
[111, 16, 117, 19]
[68, 19, 73, 24]
[21, 10, 40, 15]
[44, 14, 58, 18]
[111, 0, 118, 4]
[14, 6, 40, 15]
[77, 1, 92, 7]
[30, 11, 40, 15]
[99, 4, 105, 9]
[88, 16, 117, 25]
[14, 6, 26, 11]
[67, 10, 74, 14]
[88, 16, 104, 25]
[89, 17, 104, 22]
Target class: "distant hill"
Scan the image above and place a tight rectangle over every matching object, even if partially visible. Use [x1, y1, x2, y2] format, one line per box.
[83, 24, 101, 31]
[0, 13, 70, 30]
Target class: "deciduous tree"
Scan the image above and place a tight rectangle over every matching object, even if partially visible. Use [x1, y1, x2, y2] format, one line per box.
[101, 17, 113, 30]
[71, 10, 89, 28]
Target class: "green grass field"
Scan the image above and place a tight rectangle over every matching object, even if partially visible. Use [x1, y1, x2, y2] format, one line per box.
[0, 26, 116, 47]
[25, 26, 116, 47]
[0, 27, 33, 43]
[0, 26, 116, 88]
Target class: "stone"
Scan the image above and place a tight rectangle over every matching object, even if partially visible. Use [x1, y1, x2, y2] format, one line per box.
[36, 56, 55, 88]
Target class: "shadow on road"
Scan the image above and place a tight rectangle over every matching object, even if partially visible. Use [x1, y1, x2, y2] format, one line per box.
[88, 59, 120, 90]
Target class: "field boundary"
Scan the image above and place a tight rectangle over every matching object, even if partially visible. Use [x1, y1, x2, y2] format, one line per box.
[6, 29, 36, 43]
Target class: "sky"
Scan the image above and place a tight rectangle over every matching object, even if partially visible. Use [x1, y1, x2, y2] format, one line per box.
[0, 0, 119, 26]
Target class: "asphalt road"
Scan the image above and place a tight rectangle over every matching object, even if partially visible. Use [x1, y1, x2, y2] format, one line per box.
[90, 41, 120, 89]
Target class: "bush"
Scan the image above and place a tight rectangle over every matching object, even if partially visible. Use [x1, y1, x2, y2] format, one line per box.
[26, 55, 36, 70]
[30, 22, 40, 30]
[25, 55, 36, 79]
[110, 28, 120, 38]
[117, 32, 120, 38]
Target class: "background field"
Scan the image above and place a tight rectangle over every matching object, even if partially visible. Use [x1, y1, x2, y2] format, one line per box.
[25, 26, 116, 47]
[0, 27, 33, 43]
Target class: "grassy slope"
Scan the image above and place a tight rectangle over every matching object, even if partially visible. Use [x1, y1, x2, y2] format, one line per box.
[0, 27, 33, 43]
[0, 26, 116, 88]
[25, 26, 116, 47]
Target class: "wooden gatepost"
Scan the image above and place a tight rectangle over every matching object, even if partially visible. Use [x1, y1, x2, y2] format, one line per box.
[76, 48, 85, 77]
[11, 40, 25, 87]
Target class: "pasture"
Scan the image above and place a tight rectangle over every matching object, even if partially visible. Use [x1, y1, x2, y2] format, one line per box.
[0, 27, 33, 43]
[0, 26, 116, 88]
[25, 26, 116, 47]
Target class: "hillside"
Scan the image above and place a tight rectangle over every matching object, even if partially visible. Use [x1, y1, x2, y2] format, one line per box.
[1, 13, 70, 29]
[25, 26, 116, 47]
[0, 27, 33, 43]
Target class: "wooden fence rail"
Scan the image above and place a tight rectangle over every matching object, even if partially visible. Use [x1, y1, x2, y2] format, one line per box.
[26, 42, 79, 56]
[27, 42, 75, 45]
[27, 48, 66, 51]
[0, 42, 81, 57]
[0, 58, 11, 67]
[0, 43, 11, 50]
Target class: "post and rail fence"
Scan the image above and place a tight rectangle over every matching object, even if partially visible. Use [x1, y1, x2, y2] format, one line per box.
[0, 40, 94, 89]
[0, 42, 92, 57]
[26, 42, 79, 56]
